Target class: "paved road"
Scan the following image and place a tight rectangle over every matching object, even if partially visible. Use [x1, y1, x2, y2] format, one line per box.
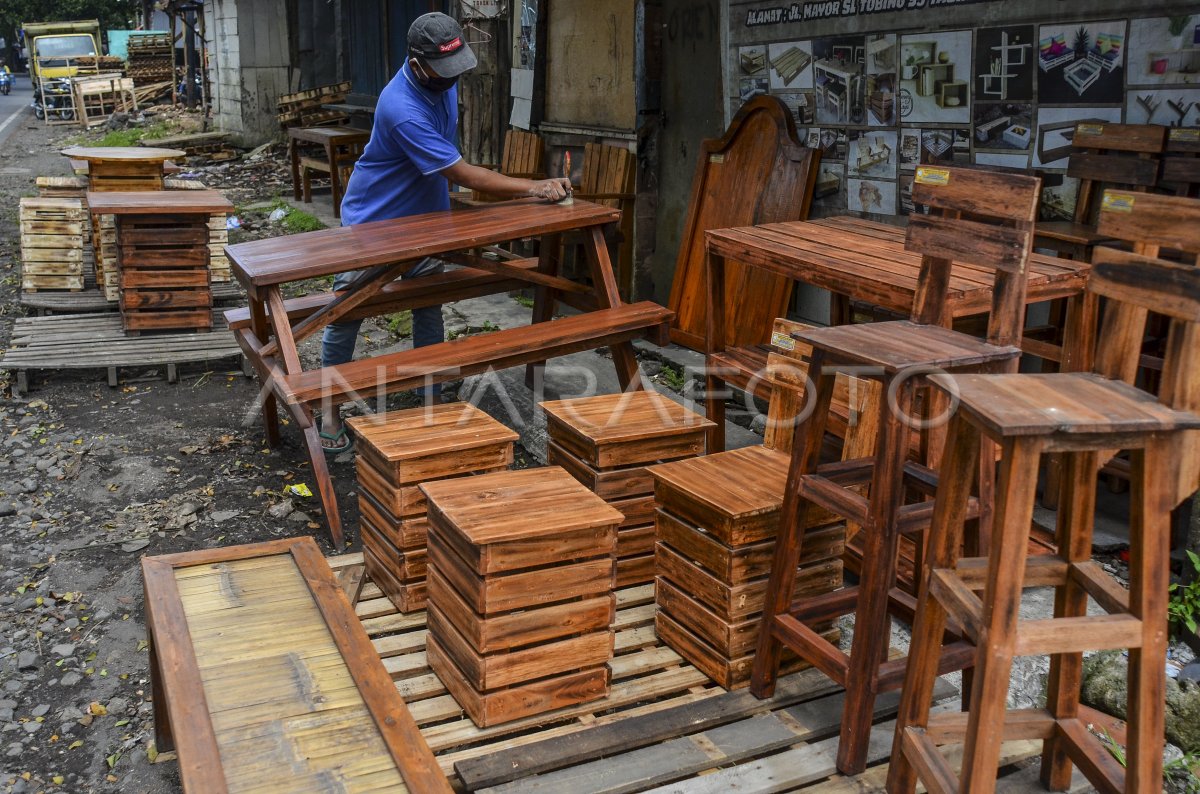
[0, 73, 35, 144]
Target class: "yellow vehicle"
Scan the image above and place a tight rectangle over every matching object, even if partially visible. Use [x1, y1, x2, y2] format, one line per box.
[22, 20, 102, 89]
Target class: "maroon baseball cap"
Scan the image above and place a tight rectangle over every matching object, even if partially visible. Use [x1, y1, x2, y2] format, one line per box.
[408, 13, 478, 78]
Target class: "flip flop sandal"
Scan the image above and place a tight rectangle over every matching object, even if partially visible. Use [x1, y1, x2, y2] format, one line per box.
[315, 415, 353, 455]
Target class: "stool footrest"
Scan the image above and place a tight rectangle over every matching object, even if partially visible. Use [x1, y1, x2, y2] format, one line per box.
[772, 613, 850, 685]
[901, 727, 960, 794]
[925, 708, 1057, 743]
[799, 474, 869, 526]
[876, 640, 976, 692]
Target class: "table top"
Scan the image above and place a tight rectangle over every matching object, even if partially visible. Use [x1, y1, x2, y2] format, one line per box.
[226, 198, 621, 290]
[706, 215, 1089, 317]
[86, 190, 234, 214]
[61, 146, 186, 162]
[287, 126, 370, 144]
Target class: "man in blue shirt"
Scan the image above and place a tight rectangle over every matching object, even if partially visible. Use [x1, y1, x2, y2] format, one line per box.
[320, 13, 571, 451]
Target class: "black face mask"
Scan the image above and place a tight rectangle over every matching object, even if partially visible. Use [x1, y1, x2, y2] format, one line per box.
[412, 59, 459, 92]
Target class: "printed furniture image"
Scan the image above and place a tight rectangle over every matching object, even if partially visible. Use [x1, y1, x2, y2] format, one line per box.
[740, 48, 765, 74]
[814, 58, 862, 122]
[1002, 123, 1032, 148]
[978, 31, 1030, 99]
[1148, 47, 1200, 79]
[1038, 32, 1073, 71]
[1088, 32, 1123, 72]
[855, 135, 893, 171]
[1064, 57, 1102, 95]
[771, 46, 812, 86]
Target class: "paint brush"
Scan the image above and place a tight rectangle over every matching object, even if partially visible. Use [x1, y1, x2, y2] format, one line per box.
[558, 150, 574, 205]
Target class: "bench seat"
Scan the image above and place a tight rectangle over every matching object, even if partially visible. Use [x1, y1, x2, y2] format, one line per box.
[142, 537, 450, 793]
[275, 301, 672, 404]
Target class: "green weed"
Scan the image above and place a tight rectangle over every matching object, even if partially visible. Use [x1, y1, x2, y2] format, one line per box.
[657, 363, 687, 392]
[512, 293, 535, 308]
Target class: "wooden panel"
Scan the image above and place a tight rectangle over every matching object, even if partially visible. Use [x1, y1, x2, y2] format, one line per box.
[1067, 153, 1160, 187]
[541, 391, 713, 468]
[1089, 248, 1200, 322]
[910, 167, 1041, 222]
[545, 0, 636, 130]
[667, 95, 820, 351]
[1069, 122, 1166, 154]
[1095, 190, 1200, 254]
[359, 492, 430, 551]
[905, 215, 1031, 274]
[365, 546, 428, 612]
[346, 403, 518, 469]
[654, 611, 814, 690]
[430, 507, 616, 578]
[547, 442, 655, 500]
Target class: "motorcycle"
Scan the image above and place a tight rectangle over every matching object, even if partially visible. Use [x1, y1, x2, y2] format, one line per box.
[0, 71, 11, 95]
[32, 78, 74, 121]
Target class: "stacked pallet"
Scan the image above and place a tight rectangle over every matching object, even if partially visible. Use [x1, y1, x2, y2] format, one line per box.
[73, 55, 126, 73]
[422, 467, 622, 727]
[115, 213, 212, 333]
[126, 34, 173, 84]
[542, 391, 714, 588]
[649, 446, 845, 690]
[149, 132, 236, 162]
[36, 177, 91, 246]
[344, 405, 517, 613]
[163, 179, 231, 283]
[18, 198, 86, 292]
[277, 81, 352, 129]
[93, 214, 118, 301]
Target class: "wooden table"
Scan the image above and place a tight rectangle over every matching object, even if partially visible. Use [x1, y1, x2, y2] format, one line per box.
[60, 146, 186, 192]
[224, 198, 673, 549]
[287, 126, 370, 212]
[702, 215, 1094, 450]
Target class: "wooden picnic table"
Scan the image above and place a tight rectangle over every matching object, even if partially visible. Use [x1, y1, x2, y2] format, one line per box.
[224, 198, 673, 549]
[702, 215, 1094, 450]
[61, 146, 186, 191]
[286, 126, 370, 214]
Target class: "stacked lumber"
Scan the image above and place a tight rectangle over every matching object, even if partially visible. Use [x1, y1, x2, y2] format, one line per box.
[73, 55, 126, 73]
[18, 198, 86, 292]
[115, 214, 213, 333]
[36, 177, 91, 246]
[277, 81, 352, 129]
[771, 46, 812, 86]
[421, 467, 622, 727]
[542, 391, 714, 588]
[648, 446, 845, 689]
[344, 405, 517, 613]
[125, 34, 173, 83]
[163, 178, 231, 282]
[132, 81, 173, 105]
[147, 131, 233, 158]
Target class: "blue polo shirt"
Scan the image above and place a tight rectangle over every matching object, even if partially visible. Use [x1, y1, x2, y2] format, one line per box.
[340, 62, 461, 226]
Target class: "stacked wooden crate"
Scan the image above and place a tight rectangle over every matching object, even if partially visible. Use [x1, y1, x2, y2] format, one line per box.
[345, 405, 517, 613]
[115, 213, 212, 332]
[649, 446, 845, 689]
[125, 34, 173, 84]
[277, 81, 352, 130]
[35, 177, 90, 246]
[542, 391, 714, 588]
[164, 179, 230, 282]
[18, 198, 86, 292]
[422, 467, 622, 727]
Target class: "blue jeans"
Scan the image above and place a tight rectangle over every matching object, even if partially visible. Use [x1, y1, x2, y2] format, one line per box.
[321, 257, 446, 398]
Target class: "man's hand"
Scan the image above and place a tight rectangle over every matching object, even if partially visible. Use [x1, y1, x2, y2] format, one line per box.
[527, 178, 572, 201]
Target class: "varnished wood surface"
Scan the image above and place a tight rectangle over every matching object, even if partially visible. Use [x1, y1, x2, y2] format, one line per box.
[541, 391, 714, 446]
[287, 126, 370, 145]
[706, 216, 1085, 318]
[346, 404, 519, 464]
[226, 199, 620, 288]
[422, 467, 624, 547]
[62, 145, 186, 161]
[86, 190, 234, 215]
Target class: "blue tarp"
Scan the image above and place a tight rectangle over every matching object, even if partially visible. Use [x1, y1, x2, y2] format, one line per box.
[106, 30, 169, 60]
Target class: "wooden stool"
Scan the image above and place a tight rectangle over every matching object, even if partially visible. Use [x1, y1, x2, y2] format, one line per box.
[346, 404, 517, 613]
[421, 467, 622, 727]
[890, 245, 1200, 793]
[19, 198, 86, 292]
[645, 319, 876, 690]
[542, 390, 714, 587]
[751, 166, 1043, 775]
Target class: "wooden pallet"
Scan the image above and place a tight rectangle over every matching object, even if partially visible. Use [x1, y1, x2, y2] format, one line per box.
[116, 214, 214, 334]
[19, 198, 86, 291]
[0, 311, 245, 394]
[320, 554, 1071, 793]
[277, 81, 353, 128]
[771, 46, 812, 87]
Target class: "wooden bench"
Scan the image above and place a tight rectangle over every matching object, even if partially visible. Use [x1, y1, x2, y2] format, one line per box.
[142, 536, 451, 793]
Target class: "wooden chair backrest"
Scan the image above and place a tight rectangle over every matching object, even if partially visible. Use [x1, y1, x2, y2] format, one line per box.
[1066, 122, 1167, 224]
[577, 142, 635, 210]
[500, 129, 544, 179]
[1095, 188, 1200, 261]
[764, 318, 879, 457]
[906, 165, 1041, 347]
[1159, 128, 1200, 198]
[667, 95, 821, 352]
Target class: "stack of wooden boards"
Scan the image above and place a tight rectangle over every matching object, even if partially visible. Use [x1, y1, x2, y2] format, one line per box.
[85, 190, 233, 334]
[148, 131, 236, 162]
[164, 178, 232, 282]
[422, 467, 622, 727]
[125, 34, 173, 84]
[277, 81, 352, 129]
[18, 198, 86, 292]
[542, 391, 713, 588]
[346, 405, 517, 613]
[649, 446, 845, 689]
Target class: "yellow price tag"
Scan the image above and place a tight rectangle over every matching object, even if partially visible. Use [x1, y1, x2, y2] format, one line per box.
[1076, 123, 1105, 136]
[914, 167, 951, 186]
[709, 153, 726, 164]
[1169, 128, 1199, 142]
[770, 331, 796, 351]
[1101, 192, 1135, 213]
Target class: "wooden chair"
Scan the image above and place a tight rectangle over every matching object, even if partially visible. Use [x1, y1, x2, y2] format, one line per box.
[889, 232, 1200, 793]
[1034, 122, 1167, 260]
[567, 142, 636, 294]
[300, 136, 366, 219]
[1159, 127, 1200, 198]
[466, 128, 545, 203]
[750, 166, 1042, 776]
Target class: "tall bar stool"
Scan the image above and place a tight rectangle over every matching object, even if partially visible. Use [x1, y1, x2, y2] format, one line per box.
[751, 166, 1043, 774]
[888, 188, 1200, 791]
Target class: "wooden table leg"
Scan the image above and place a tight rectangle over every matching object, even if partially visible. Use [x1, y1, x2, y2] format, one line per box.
[705, 249, 727, 452]
[524, 232, 562, 389]
[1042, 289, 1098, 509]
[249, 299, 281, 447]
[584, 226, 642, 392]
[301, 419, 345, 550]
[289, 138, 301, 201]
[143, 595, 175, 754]
[328, 142, 343, 219]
